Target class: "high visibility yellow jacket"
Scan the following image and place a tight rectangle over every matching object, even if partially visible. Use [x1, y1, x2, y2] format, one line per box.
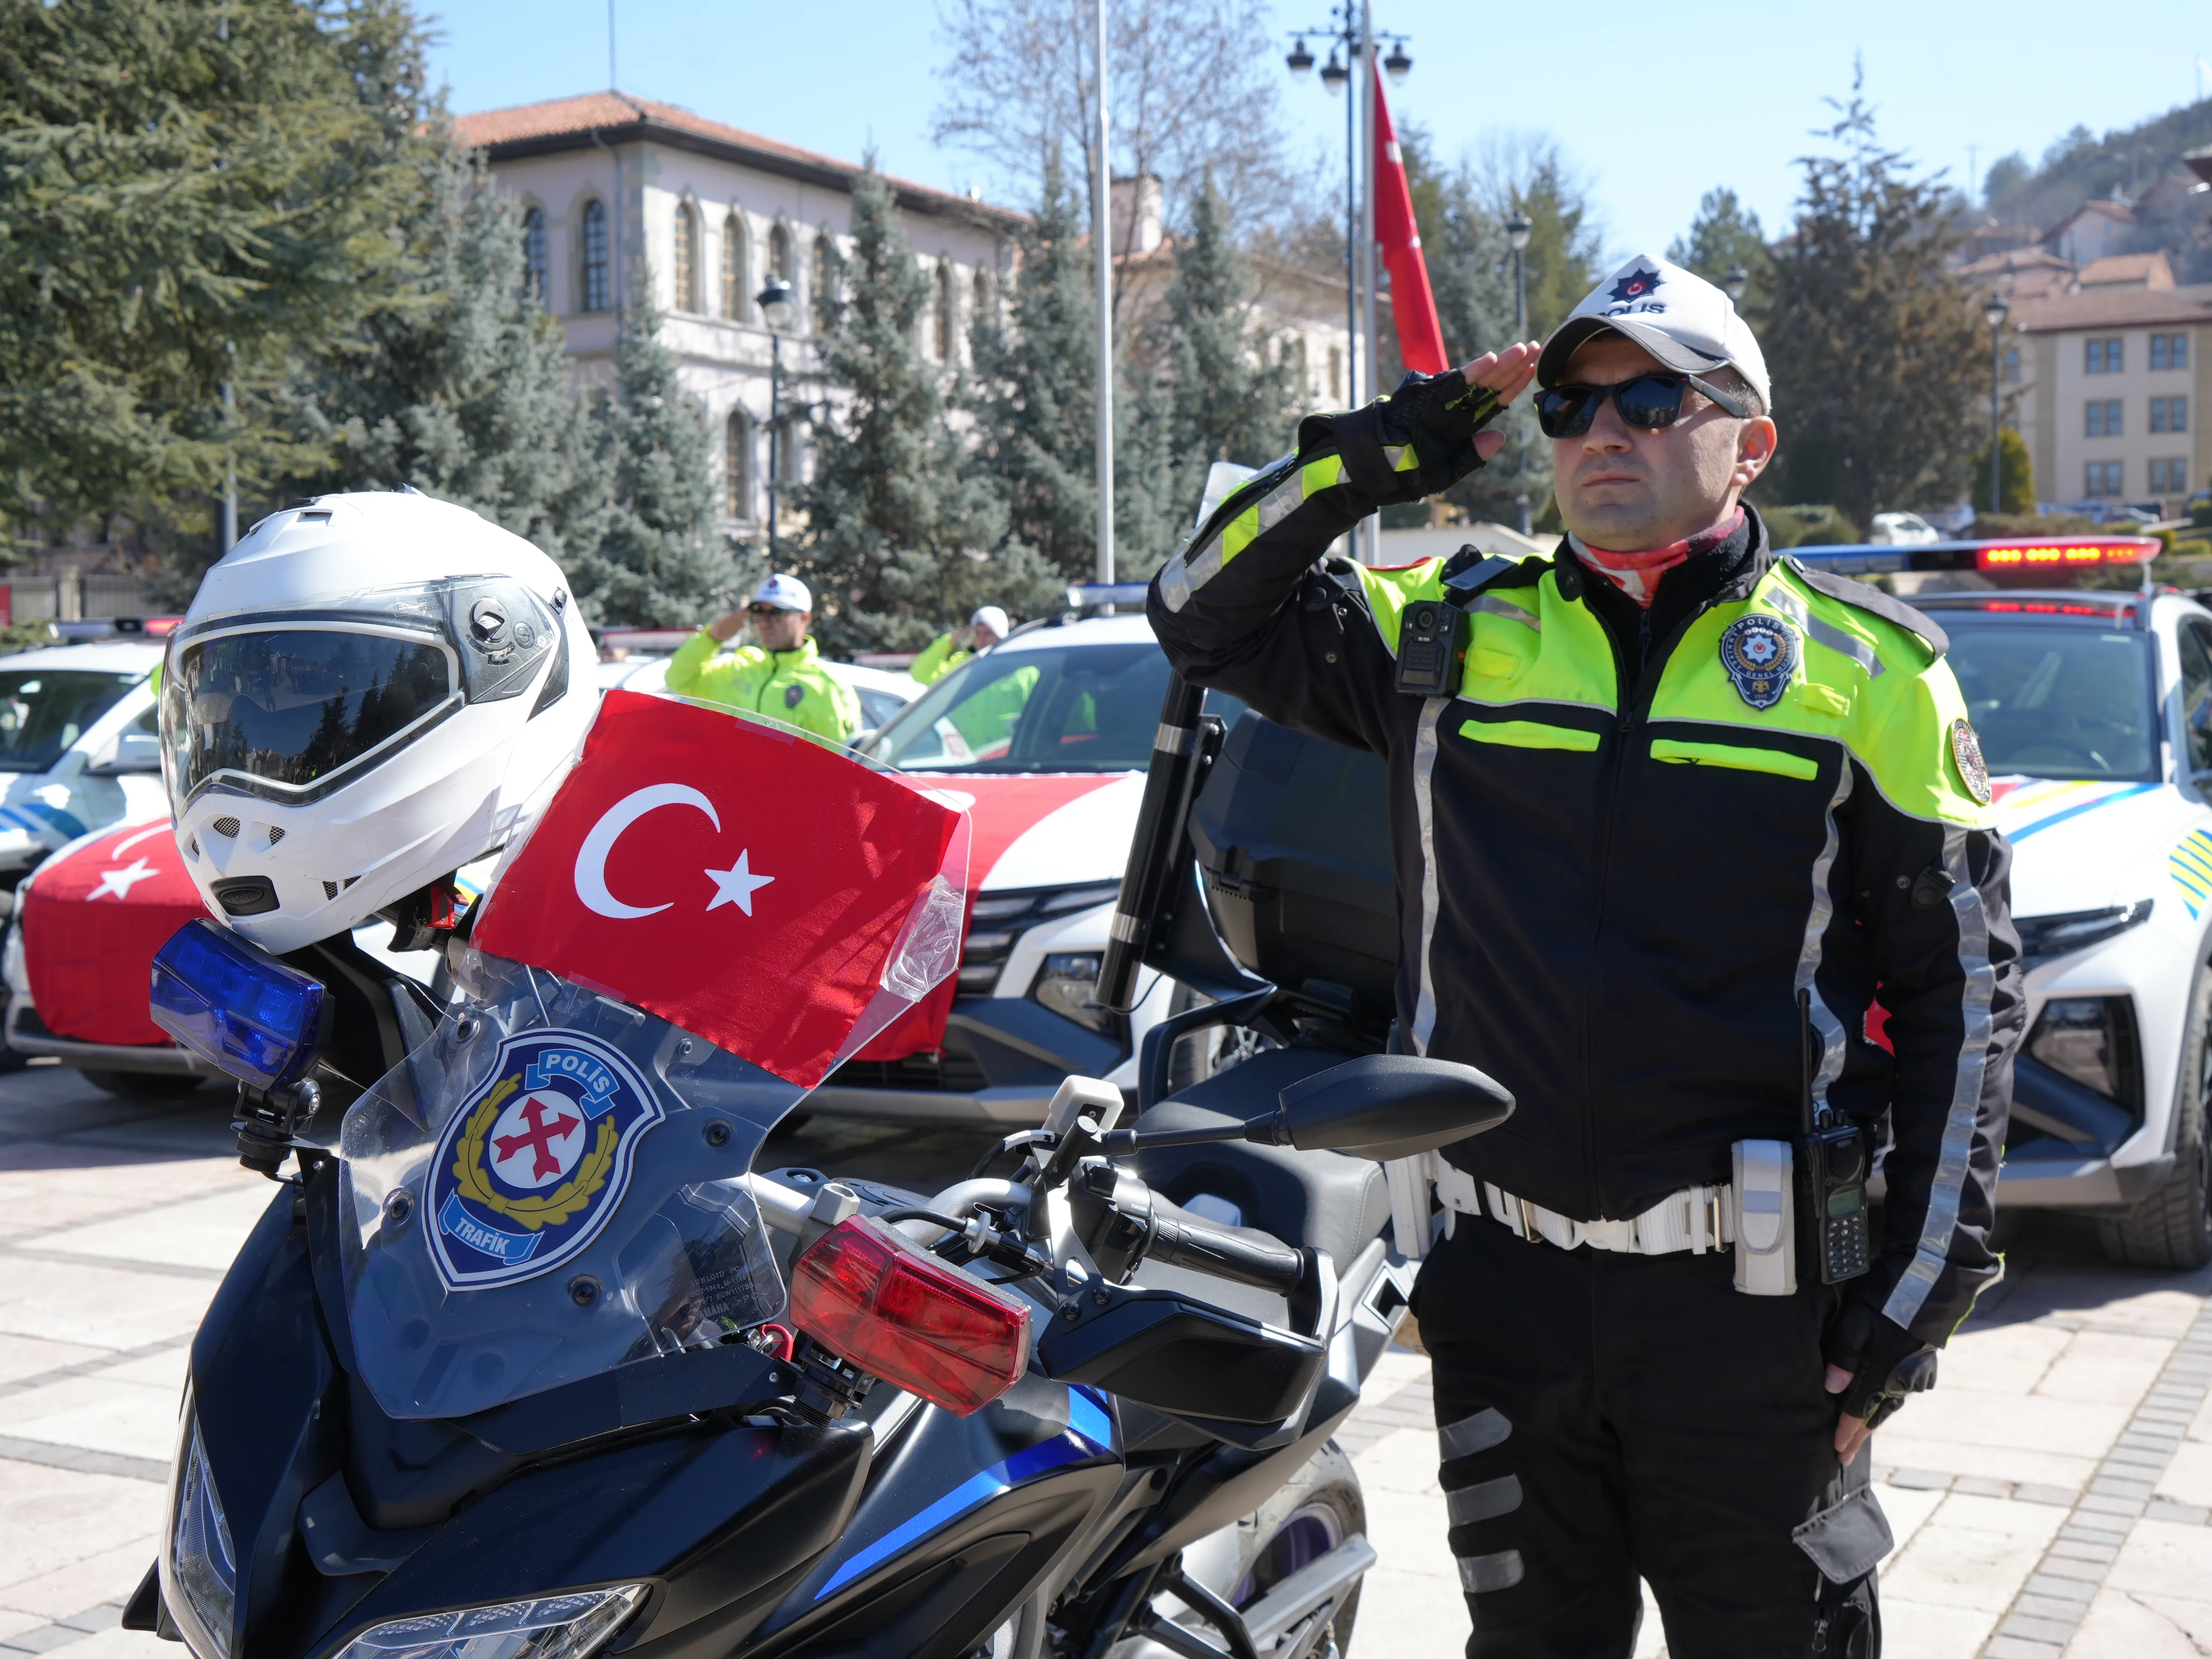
[910, 633, 974, 685]
[1148, 374, 2024, 1350]
[910, 632, 1038, 754]
[665, 631, 860, 743]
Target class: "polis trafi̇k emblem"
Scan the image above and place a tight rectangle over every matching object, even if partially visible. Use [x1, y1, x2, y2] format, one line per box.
[1718, 613, 1799, 711]
[426, 1027, 663, 1289]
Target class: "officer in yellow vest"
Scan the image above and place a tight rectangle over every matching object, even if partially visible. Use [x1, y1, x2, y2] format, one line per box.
[911, 606, 1011, 685]
[668, 573, 859, 744]
[1150, 256, 2022, 1657]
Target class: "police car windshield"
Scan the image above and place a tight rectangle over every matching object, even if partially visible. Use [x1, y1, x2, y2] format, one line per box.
[0, 670, 144, 773]
[1943, 619, 2158, 782]
[867, 639, 1246, 773]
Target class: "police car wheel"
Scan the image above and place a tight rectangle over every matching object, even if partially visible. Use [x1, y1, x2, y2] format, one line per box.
[2097, 979, 2212, 1272]
[77, 1069, 207, 1102]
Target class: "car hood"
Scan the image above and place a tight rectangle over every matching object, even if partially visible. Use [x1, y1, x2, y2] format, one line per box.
[906, 772, 1142, 893]
[1993, 777, 2195, 920]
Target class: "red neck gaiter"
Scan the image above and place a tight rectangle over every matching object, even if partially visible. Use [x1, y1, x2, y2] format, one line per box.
[1568, 509, 1746, 609]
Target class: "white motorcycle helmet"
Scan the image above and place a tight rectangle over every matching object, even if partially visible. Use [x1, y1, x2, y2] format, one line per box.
[160, 490, 599, 955]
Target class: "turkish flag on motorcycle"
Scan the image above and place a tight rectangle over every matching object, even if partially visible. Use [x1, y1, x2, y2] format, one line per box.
[474, 691, 968, 1087]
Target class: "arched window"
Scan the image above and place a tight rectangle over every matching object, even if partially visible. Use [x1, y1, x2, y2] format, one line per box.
[581, 200, 609, 312]
[933, 264, 955, 363]
[521, 206, 548, 304]
[726, 410, 753, 520]
[673, 201, 700, 312]
[768, 223, 792, 284]
[971, 269, 993, 332]
[721, 213, 747, 319]
[811, 235, 837, 330]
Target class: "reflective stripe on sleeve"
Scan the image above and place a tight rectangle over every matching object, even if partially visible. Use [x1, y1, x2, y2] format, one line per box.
[1156, 454, 1349, 612]
[1882, 824, 1997, 1334]
[1795, 766, 1855, 1118]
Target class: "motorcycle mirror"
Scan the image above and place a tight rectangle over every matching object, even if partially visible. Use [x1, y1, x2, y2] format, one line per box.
[1251, 1053, 1513, 1160]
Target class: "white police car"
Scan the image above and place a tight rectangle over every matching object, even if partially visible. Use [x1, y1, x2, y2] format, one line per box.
[0, 639, 167, 895]
[1799, 534, 2212, 1267]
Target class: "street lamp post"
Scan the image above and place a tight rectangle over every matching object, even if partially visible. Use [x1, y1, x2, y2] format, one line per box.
[1505, 213, 1532, 337]
[1288, 5, 1408, 563]
[1984, 293, 2009, 514]
[757, 278, 795, 564]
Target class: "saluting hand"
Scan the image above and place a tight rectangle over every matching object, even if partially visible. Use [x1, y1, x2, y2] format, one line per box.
[706, 611, 747, 644]
[1454, 341, 1543, 466]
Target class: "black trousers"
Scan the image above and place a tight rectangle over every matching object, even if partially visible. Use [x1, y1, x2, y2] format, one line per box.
[1410, 1214, 1889, 1658]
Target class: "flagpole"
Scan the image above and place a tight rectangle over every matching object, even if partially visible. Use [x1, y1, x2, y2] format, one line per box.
[1092, 0, 1114, 586]
[1357, 0, 1378, 563]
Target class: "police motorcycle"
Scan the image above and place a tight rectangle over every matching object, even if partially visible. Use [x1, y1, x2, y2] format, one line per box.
[129, 495, 1515, 1659]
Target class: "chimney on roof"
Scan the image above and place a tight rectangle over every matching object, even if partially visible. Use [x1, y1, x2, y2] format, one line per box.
[1110, 175, 1163, 255]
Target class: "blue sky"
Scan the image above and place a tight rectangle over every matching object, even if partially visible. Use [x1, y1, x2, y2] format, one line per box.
[424, 0, 2211, 261]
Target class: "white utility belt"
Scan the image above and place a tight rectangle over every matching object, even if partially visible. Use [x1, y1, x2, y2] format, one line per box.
[1391, 1141, 1800, 1296]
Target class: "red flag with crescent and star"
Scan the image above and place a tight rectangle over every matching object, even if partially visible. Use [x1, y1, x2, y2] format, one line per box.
[20, 817, 207, 1046]
[1373, 61, 1448, 375]
[473, 691, 967, 1088]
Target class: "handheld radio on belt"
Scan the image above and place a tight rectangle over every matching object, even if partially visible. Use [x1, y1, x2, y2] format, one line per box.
[1798, 989, 1872, 1284]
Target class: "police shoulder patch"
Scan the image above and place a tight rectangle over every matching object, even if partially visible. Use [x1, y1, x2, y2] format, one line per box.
[1950, 718, 1992, 805]
[785, 683, 805, 710]
[428, 1028, 663, 1290]
[1718, 613, 1798, 711]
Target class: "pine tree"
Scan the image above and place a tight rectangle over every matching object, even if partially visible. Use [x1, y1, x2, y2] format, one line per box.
[1398, 130, 1551, 529]
[799, 165, 1052, 651]
[966, 157, 1099, 583]
[1759, 85, 1985, 524]
[567, 275, 743, 626]
[0, 0, 428, 536]
[277, 135, 611, 572]
[1669, 188, 1772, 316]
[1156, 178, 1298, 538]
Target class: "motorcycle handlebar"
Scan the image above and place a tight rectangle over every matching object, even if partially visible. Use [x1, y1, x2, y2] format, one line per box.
[1144, 1195, 1306, 1294]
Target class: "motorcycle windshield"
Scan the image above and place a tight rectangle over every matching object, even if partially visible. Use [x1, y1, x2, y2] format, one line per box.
[337, 696, 970, 1420]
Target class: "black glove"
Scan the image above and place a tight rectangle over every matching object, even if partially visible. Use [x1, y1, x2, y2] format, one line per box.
[1316, 368, 1505, 507]
[1824, 1300, 1938, 1431]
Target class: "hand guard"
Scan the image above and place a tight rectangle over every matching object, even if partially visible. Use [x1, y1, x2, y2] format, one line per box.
[1321, 368, 1505, 507]
[1824, 1300, 1938, 1432]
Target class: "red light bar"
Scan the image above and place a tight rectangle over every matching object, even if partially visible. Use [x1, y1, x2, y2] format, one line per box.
[790, 1215, 1032, 1415]
[1975, 539, 2156, 573]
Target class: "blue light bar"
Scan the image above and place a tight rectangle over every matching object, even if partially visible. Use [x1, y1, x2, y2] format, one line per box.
[1067, 583, 1151, 609]
[149, 919, 326, 1092]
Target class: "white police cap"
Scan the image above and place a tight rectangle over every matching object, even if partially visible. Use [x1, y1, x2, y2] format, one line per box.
[1537, 254, 1770, 411]
[753, 572, 813, 611]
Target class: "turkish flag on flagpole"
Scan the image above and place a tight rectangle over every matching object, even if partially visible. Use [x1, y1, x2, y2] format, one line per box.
[474, 692, 967, 1088]
[1372, 63, 1449, 376]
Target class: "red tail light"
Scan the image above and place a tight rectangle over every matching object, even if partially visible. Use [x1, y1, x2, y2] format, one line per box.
[788, 1216, 1033, 1415]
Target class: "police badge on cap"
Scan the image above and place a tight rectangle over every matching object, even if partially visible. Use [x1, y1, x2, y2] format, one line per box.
[1718, 613, 1798, 711]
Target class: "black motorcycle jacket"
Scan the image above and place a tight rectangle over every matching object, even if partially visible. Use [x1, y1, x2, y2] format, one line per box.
[1147, 385, 2025, 1348]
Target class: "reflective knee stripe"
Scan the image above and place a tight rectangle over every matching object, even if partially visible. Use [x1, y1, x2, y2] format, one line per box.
[1795, 766, 1854, 1117]
[1438, 1406, 1511, 1460]
[1883, 825, 1996, 1333]
[1410, 696, 1447, 1053]
[1457, 1549, 1526, 1594]
[1761, 588, 1884, 679]
[1446, 1474, 1523, 1526]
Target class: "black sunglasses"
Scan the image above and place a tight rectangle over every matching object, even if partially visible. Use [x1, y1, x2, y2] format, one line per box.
[746, 603, 787, 617]
[1534, 370, 1749, 439]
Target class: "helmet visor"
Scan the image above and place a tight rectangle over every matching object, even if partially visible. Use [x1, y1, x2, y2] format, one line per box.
[165, 625, 460, 811]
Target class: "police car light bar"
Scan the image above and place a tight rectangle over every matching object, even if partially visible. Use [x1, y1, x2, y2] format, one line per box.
[1789, 537, 2159, 578]
[1067, 583, 1151, 610]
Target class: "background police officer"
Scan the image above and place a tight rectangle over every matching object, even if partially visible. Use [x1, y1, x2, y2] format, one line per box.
[912, 604, 1011, 686]
[1149, 255, 2022, 1656]
[670, 572, 859, 743]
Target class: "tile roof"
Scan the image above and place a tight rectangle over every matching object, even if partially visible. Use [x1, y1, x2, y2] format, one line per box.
[2076, 251, 2174, 290]
[2013, 282, 2212, 332]
[450, 92, 1024, 229]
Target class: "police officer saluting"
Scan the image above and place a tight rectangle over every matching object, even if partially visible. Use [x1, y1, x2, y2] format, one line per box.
[1149, 255, 2022, 1656]
[670, 572, 859, 744]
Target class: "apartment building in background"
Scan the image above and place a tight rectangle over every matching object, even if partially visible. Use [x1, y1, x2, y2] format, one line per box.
[2011, 276, 2212, 513]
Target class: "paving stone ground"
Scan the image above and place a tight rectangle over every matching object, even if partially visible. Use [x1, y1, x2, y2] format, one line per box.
[2, 1061, 2205, 1658]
